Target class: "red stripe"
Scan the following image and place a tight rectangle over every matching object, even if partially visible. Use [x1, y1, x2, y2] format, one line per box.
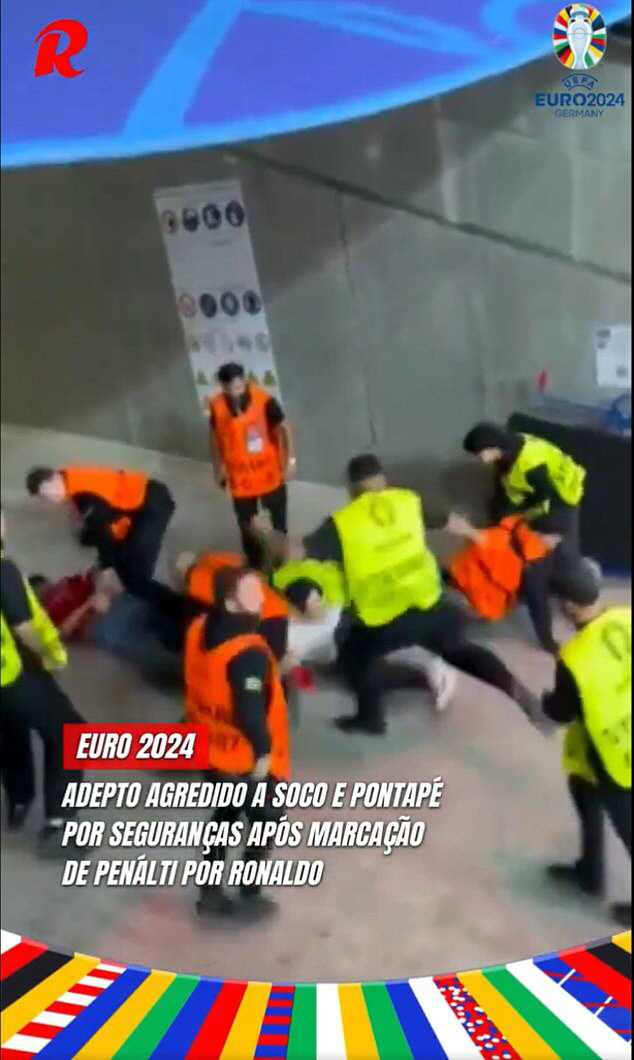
[18, 1022, 60, 1040]
[186, 982, 247, 1060]
[70, 983, 103, 997]
[0, 941, 46, 981]
[47, 1001, 85, 1016]
[1, 1049, 38, 1060]
[90, 968, 120, 981]
[258, 1035, 288, 1046]
[560, 948, 632, 1010]
[270, 986, 294, 993]
[267, 999, 292, 1007]
[263, 1015, 291, 1025]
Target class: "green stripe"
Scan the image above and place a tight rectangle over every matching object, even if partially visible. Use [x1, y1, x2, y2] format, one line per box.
[286, 984, 317, 1060]
[112, 977, 199, 1060]
[362, 983, 413, 1059]
[483, 968, 600, 1060]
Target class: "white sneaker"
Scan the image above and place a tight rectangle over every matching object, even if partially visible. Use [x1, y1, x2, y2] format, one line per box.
[427, 658, 457, 712]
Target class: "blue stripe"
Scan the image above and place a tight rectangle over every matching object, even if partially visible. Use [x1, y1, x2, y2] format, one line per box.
[38, 968, 149, 1057]
[124, 0, 243, 135]
[386, 981, 445, 1060]
[149, 979, 223, 1059]
[254, 1048, 289, 1058]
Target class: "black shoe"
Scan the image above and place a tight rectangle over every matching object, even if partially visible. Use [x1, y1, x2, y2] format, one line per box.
[238, 891, 278, 922]
[334, 714, 386, 736]
[37, 824, 67, 860]
[546, 862, 602, 897]
[610, 902, 631, 927]
[196, 889, 241, 920]
[7, 802, 31, 831]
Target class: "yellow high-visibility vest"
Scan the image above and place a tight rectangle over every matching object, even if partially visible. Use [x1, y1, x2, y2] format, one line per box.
[332, 488, 441, 627]
[502, 435, 585, 514]
[0, 553, 67, 687]
[560, 607, 631, 789]
[273, 559, 347, 607]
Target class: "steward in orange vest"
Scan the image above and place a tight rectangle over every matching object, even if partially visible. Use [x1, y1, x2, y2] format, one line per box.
[185, 565, 290, 921]
[445, 514, 558, 653]
[26, 466, 175, 589]
[208, 363, 295, 568]
[182, 549, 291, 663]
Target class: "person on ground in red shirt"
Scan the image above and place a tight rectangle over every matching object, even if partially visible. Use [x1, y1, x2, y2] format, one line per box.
[28, 569, 181, 686]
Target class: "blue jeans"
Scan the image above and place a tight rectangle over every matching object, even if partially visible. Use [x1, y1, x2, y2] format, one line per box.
[91, 594, 181, 685]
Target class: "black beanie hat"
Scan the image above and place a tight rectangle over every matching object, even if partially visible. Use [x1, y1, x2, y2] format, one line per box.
[463, 422, 514, 455]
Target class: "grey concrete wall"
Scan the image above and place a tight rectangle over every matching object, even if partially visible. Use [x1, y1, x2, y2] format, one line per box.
[1, 48, 630, 491]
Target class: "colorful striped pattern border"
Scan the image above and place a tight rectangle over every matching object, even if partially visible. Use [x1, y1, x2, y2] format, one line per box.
[1, 930, 630, 1058]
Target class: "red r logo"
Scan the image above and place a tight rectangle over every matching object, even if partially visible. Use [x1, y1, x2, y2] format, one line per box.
[34, 19, 87, 78]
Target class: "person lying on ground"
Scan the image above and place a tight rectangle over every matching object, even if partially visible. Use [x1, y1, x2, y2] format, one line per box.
[443, 512, 562, 654]
[29, 569, 181, 687]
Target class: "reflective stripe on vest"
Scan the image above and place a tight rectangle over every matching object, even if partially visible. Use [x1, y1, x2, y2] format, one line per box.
[187, 552, 290, 622]
[185, 619, 290, 779]
[210, 387, 283, 498]
[273, 559, 348, 607]
[502, 435, 586, 512]
[560, 607, 631, 788]
[333, 489, 441, 627]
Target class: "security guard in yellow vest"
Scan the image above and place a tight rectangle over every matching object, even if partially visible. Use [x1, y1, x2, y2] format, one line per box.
[462, 422, 591, 625]
[272, 558, 347, 608]
[541, 569, 631, 928]
[1, 527, 85, 856]
[281, 454, 540, 734]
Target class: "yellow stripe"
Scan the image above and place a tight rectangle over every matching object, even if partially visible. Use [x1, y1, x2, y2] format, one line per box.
[73, 971, 176, 1059]
[1, 954, 99, 1044]
[612, 931, 631, 953]
[338, 984, 378, 1059]
[458, 971, 559, 1060]
[220, 982, 271, 1060]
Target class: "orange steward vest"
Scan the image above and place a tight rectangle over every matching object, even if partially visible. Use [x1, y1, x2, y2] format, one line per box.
[185, 620, 290, 779]
[448, 516, 549, 621]
[209, 386, 283, 498]
[186, 551, 290, 623]
[62, 467, 149, 541]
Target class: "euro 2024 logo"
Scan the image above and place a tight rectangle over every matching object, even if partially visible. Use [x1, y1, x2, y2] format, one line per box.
[535, 5, 626, 117]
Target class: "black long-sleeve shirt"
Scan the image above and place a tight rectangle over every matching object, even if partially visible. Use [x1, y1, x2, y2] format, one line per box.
[542, 659, 620, 790]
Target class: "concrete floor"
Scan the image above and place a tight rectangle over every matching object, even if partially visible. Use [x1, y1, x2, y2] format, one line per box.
[1, 423, 630, 983]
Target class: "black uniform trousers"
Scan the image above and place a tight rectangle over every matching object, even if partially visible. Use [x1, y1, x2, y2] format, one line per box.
[337, 600, 522, 729]
[232, 484, 287, 568]
[568, 773, 632, 893]
[1, 667, 84, 819]
[108, 480, 175, 591]
[201, 772, 282, 896]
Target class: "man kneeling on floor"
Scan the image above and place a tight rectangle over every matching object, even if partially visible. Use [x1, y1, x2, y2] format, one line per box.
[185, 565, 290, 921]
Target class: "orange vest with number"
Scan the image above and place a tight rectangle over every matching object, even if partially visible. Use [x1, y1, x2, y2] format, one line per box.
[210, 386, 282, 498]
[62, 467, 149, 541]
[186, 551, 290, 623]
[448, 516, 550, 621]
[185, 620, 290, 779]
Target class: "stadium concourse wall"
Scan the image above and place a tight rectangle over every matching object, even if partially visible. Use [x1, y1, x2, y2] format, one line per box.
[1, 48, 630, 496]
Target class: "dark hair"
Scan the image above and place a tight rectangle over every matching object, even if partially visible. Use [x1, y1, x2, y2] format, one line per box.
[462, 422, 516, 455]
[28, 574, 49, 590]
[283, 578, 323, 613]
[26, 467, 56, 496]
[556, 566, 601, 607]
[213, 564, 250, 607]
[347, 453, 384, 484]
[217, 362, 245, 386]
